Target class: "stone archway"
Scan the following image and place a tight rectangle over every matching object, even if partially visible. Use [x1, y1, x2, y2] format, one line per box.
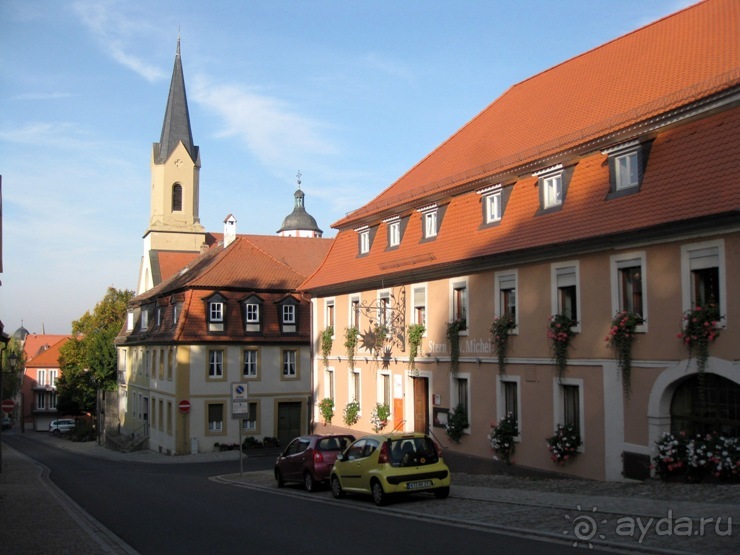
[647, 357, 738, 457]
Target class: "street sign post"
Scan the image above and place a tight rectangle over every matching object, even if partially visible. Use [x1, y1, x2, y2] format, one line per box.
[231, 383, 249, 476]
[178, 399, 191, 414]
[1, 399, 15, 414]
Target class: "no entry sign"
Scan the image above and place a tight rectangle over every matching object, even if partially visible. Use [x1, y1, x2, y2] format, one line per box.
[178, 400, 191, 414]
[1, 399, 16, 413]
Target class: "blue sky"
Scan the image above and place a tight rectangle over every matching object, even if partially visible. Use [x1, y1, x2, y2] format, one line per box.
[0, 0, 692, 334]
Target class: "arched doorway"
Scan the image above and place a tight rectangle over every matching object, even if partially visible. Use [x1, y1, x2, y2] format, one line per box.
[670, 374, 740, 436]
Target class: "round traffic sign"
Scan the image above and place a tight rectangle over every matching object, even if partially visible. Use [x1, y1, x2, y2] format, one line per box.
[1, 399, 16, 413]
[178, 400, 191, 414]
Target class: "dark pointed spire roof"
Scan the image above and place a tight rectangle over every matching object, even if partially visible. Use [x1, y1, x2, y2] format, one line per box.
[277, 173, 323, 235]
[154, 38, 198, 164]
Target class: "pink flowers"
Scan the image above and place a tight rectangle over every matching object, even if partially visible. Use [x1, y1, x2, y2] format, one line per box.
[677, 304, 721, 373]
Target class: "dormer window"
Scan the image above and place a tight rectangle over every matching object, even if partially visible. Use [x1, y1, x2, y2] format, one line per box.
[173, 303, 181, 325]
[279, 297, 299, 334]
[243, 296, 263, 333]
[205, 293, 227, 333]
[535, 164, 573, 212]
[141, 308, 149, 331]
[417, 204, 441, 240]
[156, 307, 162, 327]
[360, 230, 370, 253]
[127, 310, 134, 331]
[604, 140, 652, 197]
[485, 191, 502, 223]
[387, 218, 401, 248]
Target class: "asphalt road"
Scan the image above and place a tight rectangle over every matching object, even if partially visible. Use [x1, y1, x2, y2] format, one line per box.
[7, 436, 606, 555]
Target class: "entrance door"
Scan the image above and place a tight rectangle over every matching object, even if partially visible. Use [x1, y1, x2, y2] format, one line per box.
[413, 378, 428, 433]
[277, 402, 302, 447]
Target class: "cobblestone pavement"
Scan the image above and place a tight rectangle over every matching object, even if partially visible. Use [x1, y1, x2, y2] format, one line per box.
[216, 470, 740, 554]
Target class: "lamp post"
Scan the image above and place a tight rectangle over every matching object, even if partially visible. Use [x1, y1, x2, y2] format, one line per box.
[9, 353, 19, 433]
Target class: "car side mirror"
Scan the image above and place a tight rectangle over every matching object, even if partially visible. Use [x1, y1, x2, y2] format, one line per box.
[336, 453, 345, 462]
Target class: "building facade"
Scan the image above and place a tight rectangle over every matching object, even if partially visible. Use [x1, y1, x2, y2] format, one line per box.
[300, 0, 740, 481]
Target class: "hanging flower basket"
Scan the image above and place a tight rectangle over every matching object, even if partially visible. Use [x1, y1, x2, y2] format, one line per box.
[547, 314, 577, 381]
[488, 412, 518, 464]
[677, 304, 721, 374]
[490, 314, 517, 374]
[604, 311, 642, 396]
[547, 423, 582, 466]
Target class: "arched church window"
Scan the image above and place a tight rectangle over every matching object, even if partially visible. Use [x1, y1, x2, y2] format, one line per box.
[172, 184, 183, 212]
[670, 374, 740, 436]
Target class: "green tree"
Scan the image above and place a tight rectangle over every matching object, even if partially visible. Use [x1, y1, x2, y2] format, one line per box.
[57, 287, 134, 414]
[1, 338, 26, 400]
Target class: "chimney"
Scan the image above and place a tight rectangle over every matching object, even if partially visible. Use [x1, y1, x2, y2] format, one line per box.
[224, 214, 237, 248]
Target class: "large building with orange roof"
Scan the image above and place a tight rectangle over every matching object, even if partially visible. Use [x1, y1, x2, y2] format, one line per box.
[116, 43, 332, 455]
[21, 334, 72, 431]
[300, 0, 740, 480]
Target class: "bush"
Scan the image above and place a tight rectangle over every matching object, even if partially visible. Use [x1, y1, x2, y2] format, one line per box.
[446, 403, 469, 443]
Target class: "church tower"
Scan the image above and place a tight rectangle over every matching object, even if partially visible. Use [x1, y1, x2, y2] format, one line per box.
[138, 39, 206, 294]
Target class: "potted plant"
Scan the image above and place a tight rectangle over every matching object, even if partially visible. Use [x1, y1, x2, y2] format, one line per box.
[677, 304, 721, 374]
[547, 423, 582, 466]
[446, 320, 465, 374]
[446, 403, 469, 443]
[547, 314, 578, 381]
[319, 397, 334, 426]
[343, 400, 360, 428]
[490, 313, 517, 374]
[407, 323, 426, 370]
[320, 326, 334, 368]
[344, 326, 359, 368]
[373, 324, 388, 359]
[488, 411, 518, 464]
[605, 311, 642, 396]
[370, 402, 391, 432]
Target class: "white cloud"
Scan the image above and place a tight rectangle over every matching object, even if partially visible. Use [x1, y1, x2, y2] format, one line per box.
[72, 0, 167, 82]
[191, 76, 336, 168]
[363, 53, 414, 82]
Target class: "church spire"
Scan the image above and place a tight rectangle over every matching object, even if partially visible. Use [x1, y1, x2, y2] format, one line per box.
[155, 37, 197, 164]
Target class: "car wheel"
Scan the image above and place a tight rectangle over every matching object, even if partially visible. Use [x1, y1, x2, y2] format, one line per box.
[371, 479, 387, 506]
[275, 469, 285, 488]
[434, 486, 450, 499]
[53, 429, 60, 437]
[304, 471, 316, 492]
[330, 475, 344, 499]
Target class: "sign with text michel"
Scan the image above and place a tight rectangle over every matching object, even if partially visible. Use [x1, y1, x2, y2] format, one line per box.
[231, 382, 249, 420]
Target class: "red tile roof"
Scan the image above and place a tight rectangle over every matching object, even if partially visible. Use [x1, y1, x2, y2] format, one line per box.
[24, 336, 71, 368]
[333, 0, 739, 229]
[301, 0, 740, 293]
[23, 334, 72, 362]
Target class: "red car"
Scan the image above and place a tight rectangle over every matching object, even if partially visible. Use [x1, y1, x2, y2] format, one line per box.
[275, 434, 355, 492]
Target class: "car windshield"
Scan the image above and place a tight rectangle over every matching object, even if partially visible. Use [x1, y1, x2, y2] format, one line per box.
[388, 436, 439, 467]
[318, 436, 353, 452]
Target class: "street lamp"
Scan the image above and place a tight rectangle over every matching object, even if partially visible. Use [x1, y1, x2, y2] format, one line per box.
[9, 352, 18, 432]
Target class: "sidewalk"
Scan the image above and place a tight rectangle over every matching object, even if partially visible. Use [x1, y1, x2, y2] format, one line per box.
[2, 431, 738, 554]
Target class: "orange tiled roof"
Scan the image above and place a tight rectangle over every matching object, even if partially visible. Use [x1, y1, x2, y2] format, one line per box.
[333, 0, 739, 229]
[300, 2, 740, 295]
[23, 334, 72, 362]
[24, 336, 71, 368]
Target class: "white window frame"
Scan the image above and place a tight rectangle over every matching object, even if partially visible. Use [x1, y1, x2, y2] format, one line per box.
[209, 302, 224, 322]
[127, 311, 134, 331]
[378, 290, 391, 328]
[282, 349, 297, 377]
[141, 309, 149, 330]
[242, 402, 258, 431]
[282, 304, 296, 325]
[173, 304, 180, 325]
[324, 298, 335, 331]
[543, 173, 563, 208]
[449, 278, 469, 333]
[325, 367, 335, 400]
[389, 220, 401, 247]
[410, 284, 428, 327]
[349, 367, 361, 409]
[495, 270, 519, 332]
[208, 403, 224, 432]
[614, 150, 639, 190]
[552, 377, 585, 453]
[38, 369, 46, 386]
[550, 261, 581, 332]
[208, 350, 224, 378]
[485, 190, 502, 223]
[49, 369, 58, 388]
[681, 240, 726, 327]
[424, 210, 438, 238]
[245, 303, 260, 324]
[496, 375, 522, 442]
[610, 252, 647, 333]
[450, 372, 471, 435]
[243, 349, 258, 378]
[360, 230, 370, 254]
[377, 371, 391, 407]
[349, 294, 361, 330]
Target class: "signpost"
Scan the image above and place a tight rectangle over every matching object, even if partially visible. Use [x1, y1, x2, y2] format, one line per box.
[231, 383, 249, 475]
[1, 399, 15, 414]
[178, 399, 191, 414]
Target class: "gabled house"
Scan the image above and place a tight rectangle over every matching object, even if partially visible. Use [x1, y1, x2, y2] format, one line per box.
[300, 0, 740, 480]
[20, 334, 71, 431]
[116, 41, 332, 454]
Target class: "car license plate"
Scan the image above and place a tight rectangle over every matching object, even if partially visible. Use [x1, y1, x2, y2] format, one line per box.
[406, 480, 433, 490]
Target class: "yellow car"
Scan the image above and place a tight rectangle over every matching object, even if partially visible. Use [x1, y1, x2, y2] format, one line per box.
[330, 433, 451, 506]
